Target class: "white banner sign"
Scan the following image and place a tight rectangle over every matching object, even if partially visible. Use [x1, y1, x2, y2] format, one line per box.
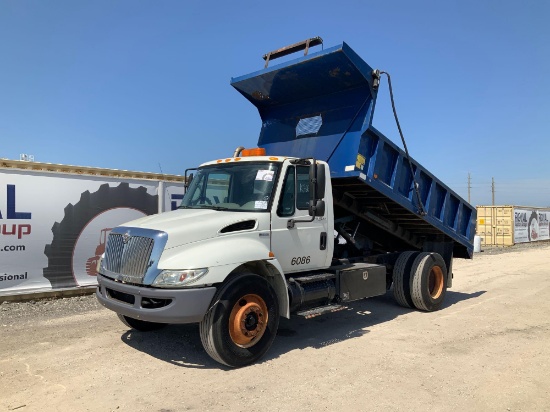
[513, 208, 550, 243]
[0, 170, 184, 294]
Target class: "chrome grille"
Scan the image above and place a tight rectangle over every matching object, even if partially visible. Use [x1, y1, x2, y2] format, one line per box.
[104, 233, 155, 282]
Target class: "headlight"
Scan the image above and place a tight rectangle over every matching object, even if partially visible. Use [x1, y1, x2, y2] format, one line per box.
[97, 254, 105, 275]
[152, 268, 209, 288]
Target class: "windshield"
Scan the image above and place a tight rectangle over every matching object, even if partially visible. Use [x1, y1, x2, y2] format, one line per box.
[179, 162, 280, 212]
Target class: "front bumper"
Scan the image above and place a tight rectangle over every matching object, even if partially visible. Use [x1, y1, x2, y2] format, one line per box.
[96, 274, 217, 324]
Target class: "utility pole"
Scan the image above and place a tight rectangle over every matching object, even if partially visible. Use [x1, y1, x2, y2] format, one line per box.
[491, 177, 495, 206]
[467, 172, 471, 204]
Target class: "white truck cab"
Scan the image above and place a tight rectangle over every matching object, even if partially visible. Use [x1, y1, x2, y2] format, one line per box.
[97, 149, 340, 367]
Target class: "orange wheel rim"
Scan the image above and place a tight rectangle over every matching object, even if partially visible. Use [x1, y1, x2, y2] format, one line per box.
[429, 266, 444, 299]
[229, 294, 268, 348]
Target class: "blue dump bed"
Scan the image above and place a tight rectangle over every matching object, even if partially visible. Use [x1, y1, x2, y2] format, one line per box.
[231, 42, 476, 258]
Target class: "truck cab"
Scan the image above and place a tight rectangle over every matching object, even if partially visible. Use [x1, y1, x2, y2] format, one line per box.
[182, 152, 333, 272]
[97, 150, 339, 366]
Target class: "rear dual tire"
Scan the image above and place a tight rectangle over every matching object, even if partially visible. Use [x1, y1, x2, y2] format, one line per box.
[410, 252, 447, 311]
[392, 251, 420, 308]
[393, 251, 448, 312]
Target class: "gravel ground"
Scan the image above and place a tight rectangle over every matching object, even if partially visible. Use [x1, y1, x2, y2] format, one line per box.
[1, 243, 550, 412]
[478, 240, 550, 255]
[1, 295, 101, 325]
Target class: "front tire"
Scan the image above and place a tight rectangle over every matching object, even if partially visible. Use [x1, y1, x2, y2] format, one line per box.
[200, 273, 280, 368]
[410, 252, 448, 311]
[117, 314, 167, 331]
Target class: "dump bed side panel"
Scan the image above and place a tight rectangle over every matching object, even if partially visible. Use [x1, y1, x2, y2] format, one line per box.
[333, 127, 475, 258]
[231, 42, 475, 258]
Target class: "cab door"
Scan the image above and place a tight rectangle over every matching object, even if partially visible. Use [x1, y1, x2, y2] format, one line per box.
[270, 163, 330, 273]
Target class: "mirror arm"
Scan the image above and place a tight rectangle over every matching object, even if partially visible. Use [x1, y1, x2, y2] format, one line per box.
[287, 215, 315, 229]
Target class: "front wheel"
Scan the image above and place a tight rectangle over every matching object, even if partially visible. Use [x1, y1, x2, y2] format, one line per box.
[200, 273, 280, 368]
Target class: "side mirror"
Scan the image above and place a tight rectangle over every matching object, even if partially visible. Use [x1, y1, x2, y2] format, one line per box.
[184, 168, 197, 189]
[316, 164, 325, 199]
[308, 161, 326, 201]
[289, 159, 327, 227]
[309, 199, 325, 217]
[185, 172, 194, 189]
[308, 161, 326, 217]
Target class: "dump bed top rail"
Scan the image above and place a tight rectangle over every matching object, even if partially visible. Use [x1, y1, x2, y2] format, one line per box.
[231, 41, 475, 258]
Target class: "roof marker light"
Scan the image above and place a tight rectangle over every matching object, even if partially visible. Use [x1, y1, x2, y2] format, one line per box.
[241, 148, 266, 157]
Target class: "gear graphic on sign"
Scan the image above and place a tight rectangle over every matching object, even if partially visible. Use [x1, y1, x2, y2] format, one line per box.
[43, 183, 158, 288]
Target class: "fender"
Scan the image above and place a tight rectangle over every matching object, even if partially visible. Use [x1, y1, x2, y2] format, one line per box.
[214, 258, 290, 319]
[258, 258, 290, 319]
[157, 236, 290, 318]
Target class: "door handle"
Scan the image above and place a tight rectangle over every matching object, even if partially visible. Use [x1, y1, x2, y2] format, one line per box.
[320, 232, 327, 250]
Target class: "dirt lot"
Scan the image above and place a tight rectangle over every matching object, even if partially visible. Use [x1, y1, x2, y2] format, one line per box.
[1, 245, 550, 412]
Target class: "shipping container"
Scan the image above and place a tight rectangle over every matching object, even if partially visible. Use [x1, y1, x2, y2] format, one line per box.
[0, 159, 185, 296]
[476, 205, 550, 247]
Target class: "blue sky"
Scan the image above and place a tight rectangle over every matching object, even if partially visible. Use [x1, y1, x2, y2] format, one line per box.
[1, 0, 549, 207]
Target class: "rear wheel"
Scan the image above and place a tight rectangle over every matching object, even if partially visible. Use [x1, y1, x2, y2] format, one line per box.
[117, 314, 167, 331]
[200, 273, 279, 368]
[410, 252, 448, 311]
[392, 251, 420, 308]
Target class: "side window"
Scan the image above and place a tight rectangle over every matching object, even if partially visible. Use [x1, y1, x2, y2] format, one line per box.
[296, 166, 310, 210]
[277, 167, 295, 217]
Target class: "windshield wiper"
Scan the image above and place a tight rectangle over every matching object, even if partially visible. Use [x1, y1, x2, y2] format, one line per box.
[198, 205, 230, 211]
[179, 205, 231, 211]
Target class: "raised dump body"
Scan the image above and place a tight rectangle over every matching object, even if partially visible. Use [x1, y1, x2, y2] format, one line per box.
[231, 41, 476, 259]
